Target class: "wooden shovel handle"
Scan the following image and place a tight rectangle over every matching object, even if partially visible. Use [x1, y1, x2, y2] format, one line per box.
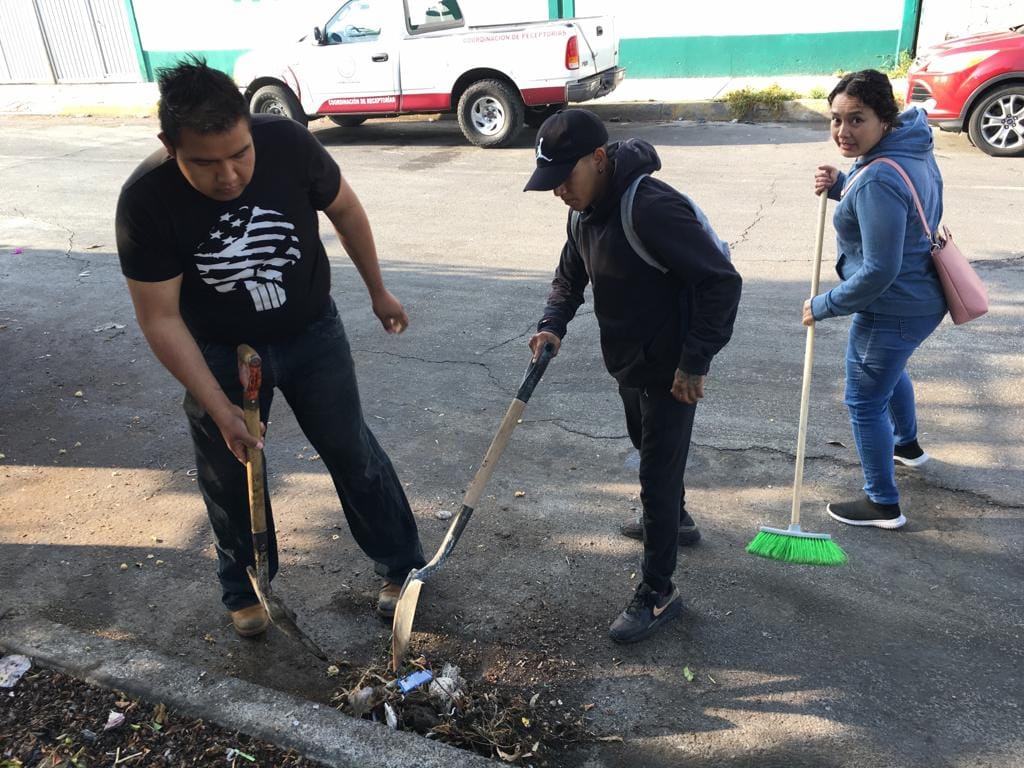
[236, 344, 267, 537]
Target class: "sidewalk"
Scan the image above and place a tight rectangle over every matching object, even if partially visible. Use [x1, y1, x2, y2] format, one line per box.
[0, 75, 879, 123]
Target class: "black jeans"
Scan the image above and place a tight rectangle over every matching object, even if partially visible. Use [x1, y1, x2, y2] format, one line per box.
[619, 384, 696, 593]
[184, 300, 425, 611]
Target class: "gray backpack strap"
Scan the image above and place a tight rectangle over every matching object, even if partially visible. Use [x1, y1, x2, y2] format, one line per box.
[622, 174, 732, 270]
[621, 174, 668, 273]
[678, 191, 732, 262]
[572, 173, 732, 269]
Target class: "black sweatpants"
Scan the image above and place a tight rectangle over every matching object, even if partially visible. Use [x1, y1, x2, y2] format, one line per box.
[619, 384, 697, 593]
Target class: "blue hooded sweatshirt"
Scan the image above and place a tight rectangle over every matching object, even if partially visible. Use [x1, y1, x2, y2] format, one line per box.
[811, 106, 947, 320]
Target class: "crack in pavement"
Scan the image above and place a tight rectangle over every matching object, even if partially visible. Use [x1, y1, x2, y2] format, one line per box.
[976, 254, 1024, 270]
[477, 310, 597, 356]
[478, 326, 536, 355]
[352, 348, 506, 392]
[729, 179, 777, 249]
[531, 427, 1024, 511]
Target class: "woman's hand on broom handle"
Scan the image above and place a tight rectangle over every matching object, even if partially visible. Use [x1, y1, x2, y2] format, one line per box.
[802, 299, 815, 327]
[814, 165, 839, 195]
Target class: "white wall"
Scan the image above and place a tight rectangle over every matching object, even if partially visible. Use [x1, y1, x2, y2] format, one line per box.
[132, 0, 345, 51]
[917, 0, 1022, 50]
[132, 0, 552, 52]
[574, 0, 904, 37]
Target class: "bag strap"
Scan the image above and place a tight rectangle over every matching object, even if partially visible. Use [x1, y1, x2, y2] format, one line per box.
[571, 173, 731, 270]
[620, 174, 669, 273]
[570, 175, 666, 273]
[843, 157, 934, 242]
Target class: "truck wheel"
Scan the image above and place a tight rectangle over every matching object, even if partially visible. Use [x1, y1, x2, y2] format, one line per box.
[524, 105, 558, 129]
[250, 84, 308, 127]
[967, 83, 1024, 158]
[457, 79, 524, 148]
[328, 115, 367, 128]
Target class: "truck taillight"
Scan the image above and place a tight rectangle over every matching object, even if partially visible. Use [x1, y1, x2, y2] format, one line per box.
[565, 35, 580, 70]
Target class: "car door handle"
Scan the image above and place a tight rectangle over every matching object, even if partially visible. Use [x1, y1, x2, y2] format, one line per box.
[372, 53, 389, 62]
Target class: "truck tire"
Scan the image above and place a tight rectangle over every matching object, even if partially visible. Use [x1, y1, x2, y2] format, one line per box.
[457, 79, 524, 148]
[966, 83, 1024, 158]
[328, 115, 368, 128]
[250, 84, 308, 127]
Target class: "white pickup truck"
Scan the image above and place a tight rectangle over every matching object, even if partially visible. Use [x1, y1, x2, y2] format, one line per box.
[233, 0, 623, 147]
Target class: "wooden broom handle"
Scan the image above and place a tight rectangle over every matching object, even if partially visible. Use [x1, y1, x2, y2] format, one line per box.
[791, 192, 828, 527]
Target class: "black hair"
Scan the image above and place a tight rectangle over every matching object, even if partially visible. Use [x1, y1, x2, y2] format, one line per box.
[828, 69, 902, 128]
[157, 55, 250, 147]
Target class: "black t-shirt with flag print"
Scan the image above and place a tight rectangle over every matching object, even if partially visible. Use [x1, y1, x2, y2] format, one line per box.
[115, 115, 341, 344]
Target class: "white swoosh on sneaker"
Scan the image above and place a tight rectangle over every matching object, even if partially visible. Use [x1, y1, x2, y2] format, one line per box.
[652, 592, 676, 617]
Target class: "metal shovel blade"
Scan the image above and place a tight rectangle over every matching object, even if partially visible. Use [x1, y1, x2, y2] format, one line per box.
[390, 570, 423, 671]
[247, 566, 329, 661]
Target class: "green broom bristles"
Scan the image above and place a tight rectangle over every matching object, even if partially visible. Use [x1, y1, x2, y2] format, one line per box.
[746, 528, 847, 566]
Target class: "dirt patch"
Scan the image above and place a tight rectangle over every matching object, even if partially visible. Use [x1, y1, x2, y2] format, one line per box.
[1, 666, 317, 767]
[1, 650, 597, 767]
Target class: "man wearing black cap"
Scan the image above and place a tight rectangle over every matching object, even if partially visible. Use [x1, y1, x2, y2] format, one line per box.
[525, 109, 742, 643]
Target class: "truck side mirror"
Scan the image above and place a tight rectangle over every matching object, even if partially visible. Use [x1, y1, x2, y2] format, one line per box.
[313, 26, 323, 44]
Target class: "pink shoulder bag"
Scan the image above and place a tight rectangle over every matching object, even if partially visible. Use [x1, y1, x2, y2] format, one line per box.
[855, 157, 988, 325]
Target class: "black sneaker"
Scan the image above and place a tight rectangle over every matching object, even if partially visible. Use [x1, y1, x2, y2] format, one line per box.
[608, 582, 683, 644]
[827, 496, 906, 529]
[620, 511, 702, 546]
[894, 439, 929, 467]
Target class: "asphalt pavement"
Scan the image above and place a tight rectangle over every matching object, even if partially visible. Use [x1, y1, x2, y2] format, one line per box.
[0, 104, 1021, 768]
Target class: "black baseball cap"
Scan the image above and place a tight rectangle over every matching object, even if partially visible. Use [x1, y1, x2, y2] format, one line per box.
[523, 108, 608, 192]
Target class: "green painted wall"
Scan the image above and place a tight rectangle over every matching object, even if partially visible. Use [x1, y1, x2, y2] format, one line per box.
[621, 30, 904, 78]
[130, 3, 923, 82]
[142, 49, 249, 79]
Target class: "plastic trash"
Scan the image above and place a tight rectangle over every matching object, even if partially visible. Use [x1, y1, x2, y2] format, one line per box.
[384, 702, 398, 729]
[348, 685, 385, 717]
[103, 711, 126, 731]
[429, 663, 465, 707]
[0, 655, 31, 688]
[396, 669, 433, 693]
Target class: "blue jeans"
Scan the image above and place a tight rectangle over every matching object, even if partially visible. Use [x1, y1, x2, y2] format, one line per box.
[184, 299, 425, 611]
[844, 311, 944, 505]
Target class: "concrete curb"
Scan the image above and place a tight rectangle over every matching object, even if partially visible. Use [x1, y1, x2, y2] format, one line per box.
[0, 616, 494, 768]
[587, 99, 831, 124]
[0, 87, 832, 124]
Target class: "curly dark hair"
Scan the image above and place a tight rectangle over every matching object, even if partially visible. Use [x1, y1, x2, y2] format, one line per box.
[157, 55, 249, 147]
[828, 69, 902, 128]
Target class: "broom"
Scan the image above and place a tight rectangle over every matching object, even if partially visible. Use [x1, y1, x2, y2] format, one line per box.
[746, 191, 847, 566]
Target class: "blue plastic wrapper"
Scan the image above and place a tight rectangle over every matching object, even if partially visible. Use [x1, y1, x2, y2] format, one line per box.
[396, 669, 433, 693]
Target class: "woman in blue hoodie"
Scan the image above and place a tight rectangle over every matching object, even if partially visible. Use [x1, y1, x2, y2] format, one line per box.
[807, 69, 947, 529]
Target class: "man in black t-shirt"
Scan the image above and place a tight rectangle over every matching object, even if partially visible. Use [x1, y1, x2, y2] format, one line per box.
[116, 58, 425, 638]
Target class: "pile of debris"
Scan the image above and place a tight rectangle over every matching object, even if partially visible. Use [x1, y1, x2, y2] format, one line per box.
[332, 655, 595, 764]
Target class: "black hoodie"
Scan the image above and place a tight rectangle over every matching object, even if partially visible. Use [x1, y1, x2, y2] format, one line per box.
[538, 139, 742, 388]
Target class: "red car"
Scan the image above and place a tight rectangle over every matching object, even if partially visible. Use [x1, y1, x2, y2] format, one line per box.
[906, 24, 1024, 157]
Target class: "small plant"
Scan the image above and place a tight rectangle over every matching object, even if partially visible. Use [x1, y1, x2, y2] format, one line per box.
[886, 49, 914, 79]
[721, 84, 801, 121]
[808, 86, 828, 99]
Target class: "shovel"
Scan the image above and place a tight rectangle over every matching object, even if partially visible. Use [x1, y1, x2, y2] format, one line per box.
[237, 344, 329, 660]
[391, 343, 555, 670]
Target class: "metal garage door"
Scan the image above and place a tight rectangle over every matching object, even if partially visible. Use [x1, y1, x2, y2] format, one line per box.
[0, 0, 141, 84]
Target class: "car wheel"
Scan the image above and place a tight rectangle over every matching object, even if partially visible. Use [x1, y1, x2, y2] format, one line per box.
[250, 84, 308, 127]
[328, 115, 368, 128]
[457, 79, 524, 148]
[967, 83, 1024, 158]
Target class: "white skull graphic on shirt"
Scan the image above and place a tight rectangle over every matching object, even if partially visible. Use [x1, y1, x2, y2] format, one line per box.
[194, 206, 301, 311]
